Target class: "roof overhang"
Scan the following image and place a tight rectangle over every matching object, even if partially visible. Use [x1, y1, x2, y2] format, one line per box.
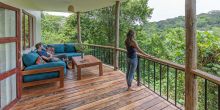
[1, 0, 127, 12]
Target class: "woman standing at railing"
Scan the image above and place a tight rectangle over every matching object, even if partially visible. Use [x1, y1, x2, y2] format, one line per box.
[125, 29, 150, 91]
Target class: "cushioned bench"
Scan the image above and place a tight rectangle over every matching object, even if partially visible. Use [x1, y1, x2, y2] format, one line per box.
[21, 43, 80, 89]
[22, 51, 66, 88]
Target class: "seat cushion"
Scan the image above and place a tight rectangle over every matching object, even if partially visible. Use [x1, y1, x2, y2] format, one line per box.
[23, 61, 67, 82]
[55, 52, 81, 59]
[25, 61, 66, 73]
[48, 44, 65, 53]
[23, 72, 59, 83]
[22, 52, 39, 66]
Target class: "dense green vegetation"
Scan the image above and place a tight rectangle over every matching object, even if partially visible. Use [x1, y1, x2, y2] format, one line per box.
[152, 10, 220, 32]
[41, 0, 220, 109]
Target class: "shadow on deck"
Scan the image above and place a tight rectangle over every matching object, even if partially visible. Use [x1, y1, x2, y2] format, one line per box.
[12, 65, 180, 110]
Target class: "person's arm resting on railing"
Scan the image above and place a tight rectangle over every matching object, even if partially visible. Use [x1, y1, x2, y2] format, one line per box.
[131, 40, 152, 58]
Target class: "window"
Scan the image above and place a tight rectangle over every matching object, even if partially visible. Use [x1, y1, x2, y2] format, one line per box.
[22, 11, 34, 50]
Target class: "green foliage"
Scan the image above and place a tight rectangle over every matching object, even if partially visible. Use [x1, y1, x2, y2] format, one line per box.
[153, 10, 220, 32]
[41, 13, 77, 44]
[77, 0, 153, 47]
[197, 31, 220, 76]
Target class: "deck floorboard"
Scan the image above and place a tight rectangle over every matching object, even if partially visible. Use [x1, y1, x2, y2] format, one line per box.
[12, 65, 180, 110]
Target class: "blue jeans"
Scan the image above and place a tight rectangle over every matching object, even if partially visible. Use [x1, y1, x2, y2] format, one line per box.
[126, 57, 138, 87]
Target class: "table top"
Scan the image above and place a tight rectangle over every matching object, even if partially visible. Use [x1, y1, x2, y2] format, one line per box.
[72, 55, 101, 66]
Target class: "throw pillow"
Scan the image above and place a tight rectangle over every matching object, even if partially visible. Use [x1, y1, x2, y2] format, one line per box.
[35, 56, 46, 65]
[22, 52, 39, 66]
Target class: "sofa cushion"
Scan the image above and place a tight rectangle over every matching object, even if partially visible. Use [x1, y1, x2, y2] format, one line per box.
[23, 72, 59, 83]
[65, 53, 81, 58]
[48, 44, 65, 53]
[22, 52, 39, 66]
[55, 52, 81, 59]
[65, 43, 76, 53]
[25, 61, 66, 73]
[23, 61, 67, 82]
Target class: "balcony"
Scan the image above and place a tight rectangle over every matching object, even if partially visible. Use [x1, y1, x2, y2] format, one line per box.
[12, 65, 179, 110]
[10, 44, 219, 110]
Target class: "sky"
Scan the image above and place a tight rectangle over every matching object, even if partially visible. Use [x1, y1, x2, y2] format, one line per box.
[149, 0, 220, 21]
[46, 0, 220, 22]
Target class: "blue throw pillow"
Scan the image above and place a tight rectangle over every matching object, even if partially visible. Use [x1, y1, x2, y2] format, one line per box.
[23, 52, 39, 67]
[65, 43, 76, 53]
[48, 44, 65, 53]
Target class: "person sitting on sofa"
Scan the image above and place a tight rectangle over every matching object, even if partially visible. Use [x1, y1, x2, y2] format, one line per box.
[35, 42, 69, 68]
[46, 45, 55, 55]
[45, 45, 68, 62]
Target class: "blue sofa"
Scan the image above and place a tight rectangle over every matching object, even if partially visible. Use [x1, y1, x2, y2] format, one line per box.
[21, 43, 81, 88]
[46, 43, 81, 59]
[22, 51, 67, 88]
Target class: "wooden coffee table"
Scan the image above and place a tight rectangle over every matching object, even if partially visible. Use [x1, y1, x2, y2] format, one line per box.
[72, 55, 103, 80]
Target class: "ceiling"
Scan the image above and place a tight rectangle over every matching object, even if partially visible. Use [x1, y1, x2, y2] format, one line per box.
[1, 0, 127, 12]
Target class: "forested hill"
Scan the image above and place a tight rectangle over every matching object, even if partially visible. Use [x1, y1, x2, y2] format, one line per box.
[151, 10, 220, 31]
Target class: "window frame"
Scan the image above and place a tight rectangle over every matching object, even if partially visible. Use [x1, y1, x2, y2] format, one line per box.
[22, 10, 35, 50]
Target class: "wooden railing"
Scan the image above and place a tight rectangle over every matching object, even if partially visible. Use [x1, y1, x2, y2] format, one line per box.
[83, 43, 220, 110]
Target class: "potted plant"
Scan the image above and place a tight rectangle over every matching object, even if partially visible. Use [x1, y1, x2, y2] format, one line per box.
[75, 43, 92, 60]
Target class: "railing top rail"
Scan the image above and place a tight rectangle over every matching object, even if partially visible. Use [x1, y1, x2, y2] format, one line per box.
[117, 48, 185, 71]
[84, 43, 220, 85]
[83, 43, 115, 49]
[192, 69, 220, 85]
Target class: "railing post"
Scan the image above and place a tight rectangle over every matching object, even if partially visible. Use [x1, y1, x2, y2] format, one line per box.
[185, 0, 197, 109]
[77, 12, 82, 43]
[113, 1, 120, 70]
[137, 56, 141, 86]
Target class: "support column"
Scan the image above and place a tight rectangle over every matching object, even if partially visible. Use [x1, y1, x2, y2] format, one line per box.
[113, 1, 120, 70]
[185, 0, 197, 109]
[77, 12, 82, 43]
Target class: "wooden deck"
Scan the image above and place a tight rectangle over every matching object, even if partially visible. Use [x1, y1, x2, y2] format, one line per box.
[12, 65, 180, 110]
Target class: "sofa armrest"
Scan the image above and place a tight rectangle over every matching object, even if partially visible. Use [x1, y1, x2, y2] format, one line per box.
[22, 66, 64, 76]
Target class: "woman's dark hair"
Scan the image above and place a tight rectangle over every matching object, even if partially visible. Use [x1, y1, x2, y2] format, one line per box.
[125, 29, 135, 47]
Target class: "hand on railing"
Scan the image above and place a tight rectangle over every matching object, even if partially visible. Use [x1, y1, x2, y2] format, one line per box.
[146, 54, 155, 58]
[138, 53, 155, 59]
